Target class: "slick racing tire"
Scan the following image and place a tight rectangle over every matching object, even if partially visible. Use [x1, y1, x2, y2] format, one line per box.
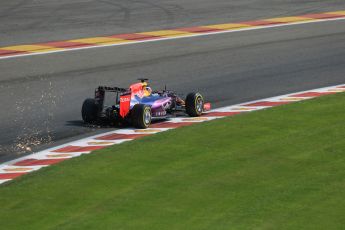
[185, 92, 204, 117]
[82, 98, 99, 123]
[131, 104, 152, 129]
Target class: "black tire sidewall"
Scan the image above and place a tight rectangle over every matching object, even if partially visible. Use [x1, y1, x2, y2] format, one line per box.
[131, 104, 151, 128]
[82, 98, 99, 123]
[185, 92, 204, 117]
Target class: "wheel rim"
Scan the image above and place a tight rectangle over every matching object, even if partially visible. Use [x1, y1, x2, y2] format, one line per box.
[196, 96, 203, 113]
[144, 108, 151, 125]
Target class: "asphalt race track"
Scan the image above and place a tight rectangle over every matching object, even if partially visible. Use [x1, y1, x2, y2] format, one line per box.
[1, 0, 345, 162]
[1, 0, 345, 47]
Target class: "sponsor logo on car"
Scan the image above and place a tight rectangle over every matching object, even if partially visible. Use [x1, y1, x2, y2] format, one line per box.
[154, 111, 166, 116]
[120, 97, 130, 103]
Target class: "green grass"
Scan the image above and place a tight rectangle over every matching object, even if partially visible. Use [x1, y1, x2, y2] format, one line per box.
[1, 93, 345, 230]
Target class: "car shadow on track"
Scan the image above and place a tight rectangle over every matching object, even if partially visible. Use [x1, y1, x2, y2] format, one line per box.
[65, 120, 123, 129]
[65, 119, 171, 129]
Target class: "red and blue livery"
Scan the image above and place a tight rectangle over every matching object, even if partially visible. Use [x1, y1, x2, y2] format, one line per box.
[82, 79, 210, 128]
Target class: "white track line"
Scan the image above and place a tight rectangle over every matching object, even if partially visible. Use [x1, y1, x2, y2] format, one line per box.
[0, 83, 344, 186]
[0, 17, 345, 61]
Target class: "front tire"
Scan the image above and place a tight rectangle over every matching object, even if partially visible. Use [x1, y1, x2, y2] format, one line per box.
[131, 104, 152, 129]
[82, 98, 99, 123]
[185, 92, 204, 117]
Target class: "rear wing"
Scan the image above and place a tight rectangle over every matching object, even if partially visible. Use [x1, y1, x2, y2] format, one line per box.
[94, 86, 132, 118]
[95, 86, 129, 113]
[95, 86, 129, 103]
[96, 86, 128, 93]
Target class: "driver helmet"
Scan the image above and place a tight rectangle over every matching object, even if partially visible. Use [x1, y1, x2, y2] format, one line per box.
[143, 86, 152, 97]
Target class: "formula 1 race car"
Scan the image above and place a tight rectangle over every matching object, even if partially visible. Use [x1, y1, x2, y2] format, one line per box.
[81, 79, 211, 128]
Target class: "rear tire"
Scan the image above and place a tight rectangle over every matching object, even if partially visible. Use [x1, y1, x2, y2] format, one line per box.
[131, 104, 152, 129]
[82, 98, 99, 123]
[185, 92, 204, 117]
